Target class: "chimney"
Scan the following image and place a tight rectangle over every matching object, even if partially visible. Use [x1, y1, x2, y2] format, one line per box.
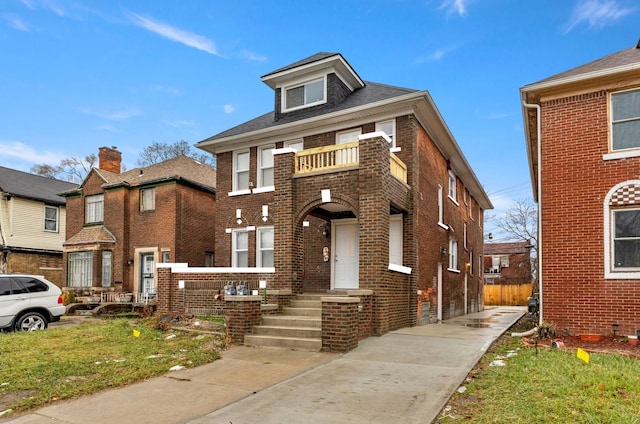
[98, 146, 122, 173]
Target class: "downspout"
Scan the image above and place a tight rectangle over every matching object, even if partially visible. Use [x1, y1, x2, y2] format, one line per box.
[522, 100, 543, 326]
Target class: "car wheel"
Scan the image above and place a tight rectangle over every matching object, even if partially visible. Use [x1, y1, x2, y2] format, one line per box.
[15, 312, 48, 331]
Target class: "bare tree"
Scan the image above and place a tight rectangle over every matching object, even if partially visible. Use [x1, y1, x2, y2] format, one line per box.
[136, 140, 215, 168]
[31, 154, 97, 183]
[489, 198, 538, 289]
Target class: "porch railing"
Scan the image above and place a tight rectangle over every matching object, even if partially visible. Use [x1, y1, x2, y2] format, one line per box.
[295, 142, 408, 183]
[390, 152, 407, 183]
[295, 141, 359, 174]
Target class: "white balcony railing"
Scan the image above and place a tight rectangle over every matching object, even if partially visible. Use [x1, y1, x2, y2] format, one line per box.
[295, 142, 407, 183]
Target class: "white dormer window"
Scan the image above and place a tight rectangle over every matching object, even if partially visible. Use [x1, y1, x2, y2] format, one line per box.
[283, 77, 326, 111]
[376, 119, 396, 147]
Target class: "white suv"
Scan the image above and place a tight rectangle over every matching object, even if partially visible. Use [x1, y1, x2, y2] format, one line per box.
[0, 274, 66, 331]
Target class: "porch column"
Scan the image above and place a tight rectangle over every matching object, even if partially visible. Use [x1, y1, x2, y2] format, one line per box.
[358, 134, 392, 335]
[273, 148, 299, 292]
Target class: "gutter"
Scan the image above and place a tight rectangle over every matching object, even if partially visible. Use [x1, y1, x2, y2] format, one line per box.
[521, 100, 543, 326]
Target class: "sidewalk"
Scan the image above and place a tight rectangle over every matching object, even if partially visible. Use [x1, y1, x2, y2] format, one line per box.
[3, 306, 525, 424]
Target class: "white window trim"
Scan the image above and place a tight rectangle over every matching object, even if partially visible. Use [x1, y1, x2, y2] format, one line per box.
[448, 238, 459, 272]
[336, 128, 362, 144]
[284, 139, 304, 152]
[256, 226, 274, 268]
[282, 75, 327, 112]
[437, 184, 447, 229]
[609, 88, 640, 154]
[85, 194, 104, 224]
[376, 118, 396, 148]
[229, 189, 251, 197]
[252, 186, 275, 194]
[44, 205, 59, 232]
[389, 214, 403, 267]
[448, 171, 458, 205]
[604, 179, 640, 279]
[257, 145, 275, 189]
[233, 150, 250, 193]
[232, 229, 249, 268]
[140, 187, 155, 212]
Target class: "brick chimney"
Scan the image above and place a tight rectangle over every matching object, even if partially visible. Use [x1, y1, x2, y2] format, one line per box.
[98, 146, 122, 173]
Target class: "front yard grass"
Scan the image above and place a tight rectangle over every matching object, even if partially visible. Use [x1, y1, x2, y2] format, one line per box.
[437, 317, 640, 423]
[0, 317, 222, 416]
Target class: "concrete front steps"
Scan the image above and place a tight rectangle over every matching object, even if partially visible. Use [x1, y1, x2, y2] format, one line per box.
[244, 294, 324, 351]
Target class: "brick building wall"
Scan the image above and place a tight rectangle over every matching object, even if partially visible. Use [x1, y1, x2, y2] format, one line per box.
[4, 251, 64, 286]
[540, 89, 640, 336]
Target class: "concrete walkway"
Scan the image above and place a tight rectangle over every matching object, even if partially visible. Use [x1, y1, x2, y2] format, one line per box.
[3, 306, 526, 424]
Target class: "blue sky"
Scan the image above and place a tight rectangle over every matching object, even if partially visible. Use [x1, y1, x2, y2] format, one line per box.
[1, 0, 638, 239]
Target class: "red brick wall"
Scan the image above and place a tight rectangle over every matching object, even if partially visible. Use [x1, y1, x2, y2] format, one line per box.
[5, 251, 64, 286]
[540, 89, 640, 336]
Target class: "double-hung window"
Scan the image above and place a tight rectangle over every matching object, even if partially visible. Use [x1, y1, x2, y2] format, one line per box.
[44, 205, 59, 232]
[258, 146, 275, 189]
[612, 208, 640, 270]
[611, 88, 640, 151]
[233, 151, 250, 193]
[232, 230, 249, 267]
[437, 184, 446, 228]
[101, 251, 112, 287]
[140, 188, 155, 211]
[448, 171, 457, 203]
[389, 215, 403, 265]
[449, 239, 458, 271]
[85, 194, 104, 224]
[257, 227, 274, 268]
[284, 77, 325, 111]
[68, 251, 93, 287]
[376, 119, 396, 147]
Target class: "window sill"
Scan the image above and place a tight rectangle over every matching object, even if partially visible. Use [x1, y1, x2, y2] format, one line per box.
[228, 189, 251, 197]
[388, 263, 412, 274]
[603, 149, 640, 161]
[438, 222, 449, 230]
[605, 270, 640, 279]
[448, 195, 459, 206]
[252, 186, 274, 194]
[447, 268, 461, 274]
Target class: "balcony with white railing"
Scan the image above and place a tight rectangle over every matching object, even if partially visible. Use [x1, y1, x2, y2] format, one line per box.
[294, 141, 407, 183]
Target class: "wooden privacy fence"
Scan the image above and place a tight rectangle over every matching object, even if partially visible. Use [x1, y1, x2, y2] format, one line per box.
[484, 283, 533, 306]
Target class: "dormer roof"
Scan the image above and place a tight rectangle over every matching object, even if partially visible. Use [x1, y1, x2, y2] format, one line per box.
[261, 52, 365, 92]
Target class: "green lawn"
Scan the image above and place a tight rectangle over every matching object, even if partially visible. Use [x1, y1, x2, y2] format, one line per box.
[0, 317, 222, 415]
[437, 326, 640, 423]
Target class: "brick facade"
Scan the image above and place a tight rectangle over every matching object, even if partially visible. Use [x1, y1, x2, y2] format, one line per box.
[538, 90, 640, 336]
[2, 250, 64, 286]
[63, 160, 216, 294]
[521, 45, 640, 337]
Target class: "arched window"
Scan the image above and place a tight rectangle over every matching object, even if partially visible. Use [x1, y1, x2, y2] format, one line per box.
[604, 180, 640, 279]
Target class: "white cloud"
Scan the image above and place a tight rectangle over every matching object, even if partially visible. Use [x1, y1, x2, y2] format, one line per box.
[414, 45, 459, 63]
[165, 119, 194, 128]
[563, 0, 634, 33]
[20, 0, 64, 16]
[0, 141, 64, 166]
[19, 0, 35, 10]
[4, 14, 29, 31]
[239, 50, 267, 62]
[223, 104, 235, 114]
[78, 107, 141, 121]
[439, 0, 471, 17]
[127, 12, 220, 56]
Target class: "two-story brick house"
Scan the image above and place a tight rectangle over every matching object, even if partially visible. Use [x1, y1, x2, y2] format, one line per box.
[61, 147, 216, 299]
[193, 52, 491, 338]
[521, 41, 640, 336]
[0, 166, 76, 285]
[484, 241, 532, 286]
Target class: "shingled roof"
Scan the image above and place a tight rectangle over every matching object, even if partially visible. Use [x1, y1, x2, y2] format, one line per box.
[484, 241, 531, 255]
[524, 42, 640, 88]
[0, 166, 77, 205]
[62, 155, 217, 196]
[200, 81, 417, 143]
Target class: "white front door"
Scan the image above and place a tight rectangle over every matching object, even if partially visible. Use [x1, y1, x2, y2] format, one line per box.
[332, 219, 359, 289]
[140, 253, 155, 295]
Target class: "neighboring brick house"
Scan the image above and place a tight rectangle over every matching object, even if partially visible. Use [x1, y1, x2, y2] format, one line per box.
[521, 41, 640, 336]
[0, 167, 76, 285]
[483, 241, 532, 285]
[60, 147, 216, 299]
[190, 52, 492, 336]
